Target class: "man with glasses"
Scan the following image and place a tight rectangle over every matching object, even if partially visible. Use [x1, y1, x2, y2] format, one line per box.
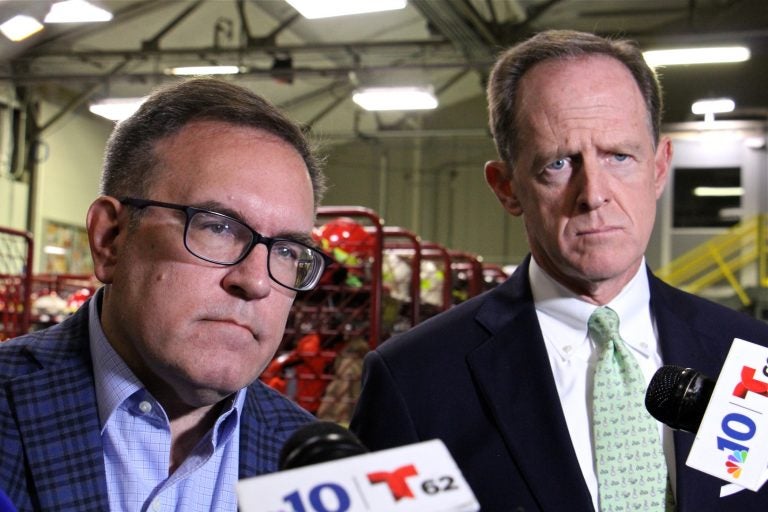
[0, 78, 331, 511]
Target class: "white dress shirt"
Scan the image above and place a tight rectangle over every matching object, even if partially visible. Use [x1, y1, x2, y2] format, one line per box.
[529, 257, 676, 510]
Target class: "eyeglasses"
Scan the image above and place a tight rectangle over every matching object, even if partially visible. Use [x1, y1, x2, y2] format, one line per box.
[119, 197, 333, 292]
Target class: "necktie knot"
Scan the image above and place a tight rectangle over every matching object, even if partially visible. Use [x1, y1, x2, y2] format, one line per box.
[588, 306, 621, 349]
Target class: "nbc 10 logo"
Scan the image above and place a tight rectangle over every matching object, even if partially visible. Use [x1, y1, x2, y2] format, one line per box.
[717, 362, 768, 479]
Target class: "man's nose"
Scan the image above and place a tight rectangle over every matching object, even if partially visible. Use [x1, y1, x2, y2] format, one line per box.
[576, 159, 610, 211]
[221, 243, 273, 299]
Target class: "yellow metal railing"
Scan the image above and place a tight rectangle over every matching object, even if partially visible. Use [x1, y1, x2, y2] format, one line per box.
[655, 214, 768, 307]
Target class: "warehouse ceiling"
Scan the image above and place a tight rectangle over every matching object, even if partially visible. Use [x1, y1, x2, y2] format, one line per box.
[0, 0, 766, 140]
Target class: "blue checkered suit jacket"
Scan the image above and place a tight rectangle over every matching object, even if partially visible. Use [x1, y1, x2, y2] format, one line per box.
[0, 300, 314, 511]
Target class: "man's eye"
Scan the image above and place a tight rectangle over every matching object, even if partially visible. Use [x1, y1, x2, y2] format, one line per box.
[614, 153, 629, 162]
[273, 243, 300, 261]
[205, 222, 232, 235]
[545, 158, 568, 171]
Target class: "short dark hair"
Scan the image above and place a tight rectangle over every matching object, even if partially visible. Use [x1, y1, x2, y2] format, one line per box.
[100, 77, 326, 207]
[487, 29, 663, 165]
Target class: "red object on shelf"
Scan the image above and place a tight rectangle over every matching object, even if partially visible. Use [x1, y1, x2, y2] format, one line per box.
[0, 226, 34, 341]
[264, 206, 385, 421]
[261, 332, 338, 413]
[313, 206, 384, 350]
[314, 217, 375, 260]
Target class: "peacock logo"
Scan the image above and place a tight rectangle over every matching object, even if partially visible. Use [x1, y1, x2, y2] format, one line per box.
[725, 449, 748, 478]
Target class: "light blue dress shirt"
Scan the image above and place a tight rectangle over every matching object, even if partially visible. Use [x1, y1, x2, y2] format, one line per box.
[88, 291, 246, 511]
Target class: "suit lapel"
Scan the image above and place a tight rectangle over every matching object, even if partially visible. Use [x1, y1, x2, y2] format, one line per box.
[466, 260, 594, 511]
[239, 385, 266, 477]
[238, 382, 304, 478]
[649, 274, 735, 509]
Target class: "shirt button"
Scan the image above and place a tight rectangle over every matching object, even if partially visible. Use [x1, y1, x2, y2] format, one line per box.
[563, 345, 572, 354]
[139, 401, 152, 414]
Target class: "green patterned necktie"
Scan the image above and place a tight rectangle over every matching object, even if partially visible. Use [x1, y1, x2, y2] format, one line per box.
[589, 306, 668, 511]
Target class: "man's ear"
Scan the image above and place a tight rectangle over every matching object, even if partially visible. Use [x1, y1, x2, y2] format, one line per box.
[653, 136, 673, 199]
[86, 196, 125, 284]
[484, 160, 523, 216]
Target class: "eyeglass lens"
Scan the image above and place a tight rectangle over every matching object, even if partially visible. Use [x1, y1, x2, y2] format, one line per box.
[185, 210, 321, 290]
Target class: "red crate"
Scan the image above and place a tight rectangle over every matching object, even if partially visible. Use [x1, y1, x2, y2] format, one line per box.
[0, 226, 34, 341]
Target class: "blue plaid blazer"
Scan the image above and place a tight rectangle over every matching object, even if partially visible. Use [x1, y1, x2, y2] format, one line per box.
[0, 301, 314, 511]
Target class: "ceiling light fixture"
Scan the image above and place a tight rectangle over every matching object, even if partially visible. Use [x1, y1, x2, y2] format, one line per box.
[89, 97, 146, 122]
[353, 86, 438, 111]
[166, 65, 241, 76]
[691, 98, 735, 123]
[285, 0, 407, 19]
[0, 15, 44, 42]
[45, 0, 113, 23]
[693, 187, 744, 197]
[643, 46, 750, 67]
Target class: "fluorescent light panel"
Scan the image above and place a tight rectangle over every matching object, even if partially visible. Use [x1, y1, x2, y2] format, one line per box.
[353, 87, 437, 111]
[45, 0, 113, 23]
[694, 187, 744, 197]
[43, 245, 68, 255]
[643, 46, 750, 67]
[285, 0, 406, 19]
[89, 97, 146, 121]
[691, 98, 735, 115]
[0, 15, 43, 41]
[167, 65, 241, 76]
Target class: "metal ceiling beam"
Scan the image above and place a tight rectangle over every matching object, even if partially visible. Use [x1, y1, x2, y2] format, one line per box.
[237, 0, 300, 48]
[410, 0, 494, 60]
[18, 38, 452, 61]
[141, 0, 205, 52]
[0, 60, 493, 84]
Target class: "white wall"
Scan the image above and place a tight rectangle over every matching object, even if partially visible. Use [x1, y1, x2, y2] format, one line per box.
[33, 100, 111, 273]
[655, 121, 768, 269]
[0, 83, 29, 231]
[0, 91, 112, 274]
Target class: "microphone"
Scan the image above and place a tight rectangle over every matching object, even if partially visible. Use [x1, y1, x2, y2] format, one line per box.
[644, 339, 768, 493]
[279, 421, 368, 469]
[238, 421, 480, 511]
[645, 365, 715, 433]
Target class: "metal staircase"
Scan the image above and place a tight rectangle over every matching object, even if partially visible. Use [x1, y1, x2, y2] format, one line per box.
[654, 215, 768, 320]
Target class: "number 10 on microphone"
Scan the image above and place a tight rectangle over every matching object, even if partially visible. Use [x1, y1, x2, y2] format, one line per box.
[283, 483, 351, 512]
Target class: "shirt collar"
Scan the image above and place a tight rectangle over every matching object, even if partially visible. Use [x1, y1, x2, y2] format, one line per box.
[529, 257, 655, 360]
[89, 288, 143, 431]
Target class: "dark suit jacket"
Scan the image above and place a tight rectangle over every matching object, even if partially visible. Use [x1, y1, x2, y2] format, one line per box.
[0, 300, 314, 511]
[350, 256, 768, 511]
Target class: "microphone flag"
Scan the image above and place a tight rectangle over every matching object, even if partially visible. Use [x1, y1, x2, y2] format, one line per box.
[686, 338, 768, 491]
[237, 438, 479, 512]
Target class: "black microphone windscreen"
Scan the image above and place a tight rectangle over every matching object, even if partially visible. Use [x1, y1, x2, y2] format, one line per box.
[279, 421, 368, 470]
[645, 365, 715, 433]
